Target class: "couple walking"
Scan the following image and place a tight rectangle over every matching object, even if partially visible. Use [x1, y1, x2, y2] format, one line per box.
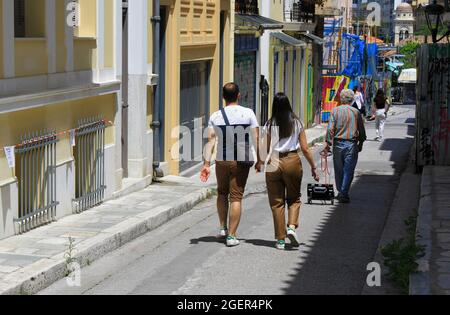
[200, 83, 318, 250]
[200, 83, 365, 250]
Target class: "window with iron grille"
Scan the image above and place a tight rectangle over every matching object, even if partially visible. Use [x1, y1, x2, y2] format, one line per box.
[235, 0, 259, 15]
[15, 131, 59, 234]
[73, 118, 106, 213]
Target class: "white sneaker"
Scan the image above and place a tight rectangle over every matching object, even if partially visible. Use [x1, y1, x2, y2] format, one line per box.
[287, 228, 300, 248]
[217, 228, 228, 239]
[226, 236, 240, 247]
[276, 240, 286, 250]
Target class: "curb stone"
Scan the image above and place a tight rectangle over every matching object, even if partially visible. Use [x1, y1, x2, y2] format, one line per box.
[361, 144, 418, 295]
[410, 166, 433, 295]
[0, 187, 215, 295]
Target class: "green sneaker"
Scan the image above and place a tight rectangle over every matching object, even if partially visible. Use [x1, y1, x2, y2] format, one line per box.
[226, 236, 240, 247]
[276, 240, 286, 250]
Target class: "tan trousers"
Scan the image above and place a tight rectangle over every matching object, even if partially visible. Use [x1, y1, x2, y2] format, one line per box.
[216, 161, 251, 202]
[265, 152, 303, 240]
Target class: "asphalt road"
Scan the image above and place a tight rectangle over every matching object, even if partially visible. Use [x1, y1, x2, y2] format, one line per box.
[40, 106, 416, 295]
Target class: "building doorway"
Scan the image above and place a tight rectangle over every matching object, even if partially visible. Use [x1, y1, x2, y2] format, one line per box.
[179, 61, 210, 173]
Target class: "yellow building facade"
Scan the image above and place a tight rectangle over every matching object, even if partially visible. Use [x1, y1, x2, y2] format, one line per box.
[259, 0, 318, 127]
[0, 0, 235, 239]
[0, 0, 122, 239]
[157, 0, 234, 175]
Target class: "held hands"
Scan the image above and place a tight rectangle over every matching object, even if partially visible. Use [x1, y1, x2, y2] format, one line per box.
[201, 160, 264, 182]
[255, 161, 263, 173]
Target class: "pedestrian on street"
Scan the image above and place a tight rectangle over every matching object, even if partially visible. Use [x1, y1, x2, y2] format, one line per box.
[200, 83, 262, 247]
[372, 89, 390, 142]
[352, 86, 366, 117]
[263, 93, 319, 250]
[323, 89, 367, 204]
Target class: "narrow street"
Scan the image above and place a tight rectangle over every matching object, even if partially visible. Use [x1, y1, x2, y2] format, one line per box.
[39, 106, 416, 295]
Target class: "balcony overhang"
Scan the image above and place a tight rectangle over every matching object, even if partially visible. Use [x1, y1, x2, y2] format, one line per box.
[283, 21, 316, 33]
[235, 14, 284, 31]
[315, 7, 341, 17]
[0, 82, 121, 114]
[271, 32, 307, 47]
[299, 32, 325, 45]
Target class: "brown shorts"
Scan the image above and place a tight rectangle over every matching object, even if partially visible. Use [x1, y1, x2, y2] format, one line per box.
[216, 161, 251, 202]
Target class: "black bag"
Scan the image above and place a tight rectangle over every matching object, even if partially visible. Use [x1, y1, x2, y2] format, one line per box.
[361, 105, 367, 117]
[220, 108, 255, 168]
[352, 102, 366, 116]
[307, 155, 335, 205]
[307, 184, 335, 205]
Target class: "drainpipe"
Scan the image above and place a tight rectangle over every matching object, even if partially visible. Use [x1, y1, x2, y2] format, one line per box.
[151, 0, 164, 178]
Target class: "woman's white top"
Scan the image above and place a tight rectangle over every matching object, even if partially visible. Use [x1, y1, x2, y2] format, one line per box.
[354, 92, 364, 110]
[263, 119, 304, 154]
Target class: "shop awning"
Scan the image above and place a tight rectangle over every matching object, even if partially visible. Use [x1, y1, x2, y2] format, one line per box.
[364, 35, 385, 44]
[299, 32, 325, 45]
[271, 32, 306, 47]
[398, 68, 417, 84]
[380, 50, 397, 58]
[236, 14, 284, 30]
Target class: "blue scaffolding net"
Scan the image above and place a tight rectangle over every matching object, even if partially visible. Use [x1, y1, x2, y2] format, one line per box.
[340, 33, 379, 79]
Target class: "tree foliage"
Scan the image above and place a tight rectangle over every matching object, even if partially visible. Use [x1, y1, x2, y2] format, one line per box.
[399, 41, 420, 69]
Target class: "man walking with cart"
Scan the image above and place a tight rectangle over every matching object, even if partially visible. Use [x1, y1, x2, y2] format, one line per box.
[322, 89, 367, 204]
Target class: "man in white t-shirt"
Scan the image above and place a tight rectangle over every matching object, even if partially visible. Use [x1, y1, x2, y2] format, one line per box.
[200, 83, 262, 247]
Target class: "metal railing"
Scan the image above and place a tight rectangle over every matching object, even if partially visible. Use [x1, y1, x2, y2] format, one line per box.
[15, 131, 58, 234]
[235, 0, 259, 15]
[284, 0, 316, 23]
[73, 117, 106, 213]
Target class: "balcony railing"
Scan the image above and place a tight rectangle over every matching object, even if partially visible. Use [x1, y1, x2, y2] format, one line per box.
[235, 0, 259, 15]
[284, 0, 315, 23]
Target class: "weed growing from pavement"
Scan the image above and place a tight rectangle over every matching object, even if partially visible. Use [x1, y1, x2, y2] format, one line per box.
[64, 237, 77, 277]
[381, 215, 425, 294]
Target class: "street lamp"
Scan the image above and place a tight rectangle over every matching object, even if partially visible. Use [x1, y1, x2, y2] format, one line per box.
[424, 0, 449, 43]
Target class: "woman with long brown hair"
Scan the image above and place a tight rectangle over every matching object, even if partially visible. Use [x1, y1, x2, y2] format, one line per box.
[372, 89, 390, 141]
[263, 93, 319, 250]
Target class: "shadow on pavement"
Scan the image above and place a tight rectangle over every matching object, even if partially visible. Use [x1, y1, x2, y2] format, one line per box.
[281, 133, 415, 295]
[243, 239, 307, 250]
[190, 236, 223, 244]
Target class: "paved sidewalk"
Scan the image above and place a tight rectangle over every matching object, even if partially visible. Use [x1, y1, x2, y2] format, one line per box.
[389, 106, 413, 117]
[411, 166, 450, 295]
[0, 177, 215, 295]
[0, 125, 327, 295]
